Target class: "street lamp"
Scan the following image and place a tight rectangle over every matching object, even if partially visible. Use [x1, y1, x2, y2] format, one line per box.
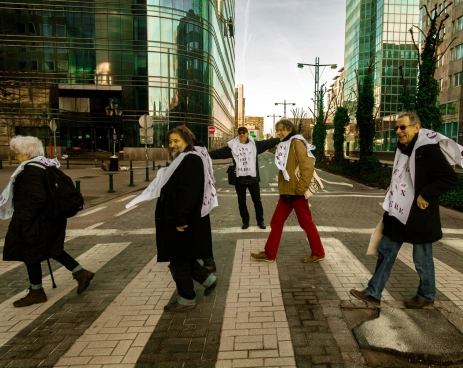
[274, 100, 295, 118]
[297, 58, 337, 117]
[267, 114, 282, 135]
[40, 111, 57, 158]
[105, 96, 123, 157]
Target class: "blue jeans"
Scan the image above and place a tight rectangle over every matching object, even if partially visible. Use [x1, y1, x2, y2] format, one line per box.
[366, 235, 435, 302]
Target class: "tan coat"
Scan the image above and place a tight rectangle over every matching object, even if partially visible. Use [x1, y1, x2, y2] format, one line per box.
[278, 139, 315, 195]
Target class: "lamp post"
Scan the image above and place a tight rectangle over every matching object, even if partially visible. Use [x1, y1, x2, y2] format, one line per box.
[297, 58, 337, 117]
[105, 96, 123, 157]
[267, 114, 282, 135]
[274, 100, 295, 118]
[40, 111, 57, 158]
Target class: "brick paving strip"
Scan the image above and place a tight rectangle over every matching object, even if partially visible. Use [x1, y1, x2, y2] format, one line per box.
[54, 254, 173, 366]
[216, 238, 297, 368]
[0, 242, 131, 348]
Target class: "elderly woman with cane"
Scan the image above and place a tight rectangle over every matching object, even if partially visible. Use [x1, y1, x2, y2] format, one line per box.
[0, 136, 94, 308]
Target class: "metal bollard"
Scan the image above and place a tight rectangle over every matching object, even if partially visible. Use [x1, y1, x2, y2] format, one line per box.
[0, 159, 3, 169]
[145, 167, 150, 182]
[130, 160, 133, 170]
[75, 180, 81, 193]
[66, 158, 70, 169]
[129, 169, 134, 187]
[152, 161, 155, 170]
[166, 161, 170, 167]
[108, 174, 115, 193]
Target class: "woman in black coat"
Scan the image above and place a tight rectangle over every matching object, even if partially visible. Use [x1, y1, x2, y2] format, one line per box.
[156, 126, 217, 312]
[2, 136, 94, 308]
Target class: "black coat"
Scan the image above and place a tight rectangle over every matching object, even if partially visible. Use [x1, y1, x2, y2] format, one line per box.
[209, 138, 280, 185]
[155, 154, 213, 262]
[3, 164, 66, 264]
[383, 143, 459, 244]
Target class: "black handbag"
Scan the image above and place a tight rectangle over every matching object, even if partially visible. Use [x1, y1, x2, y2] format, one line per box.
[227, 165, 236, 185]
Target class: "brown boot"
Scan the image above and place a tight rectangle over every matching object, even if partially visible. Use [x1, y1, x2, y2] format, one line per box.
[73, 269, 94, 294]
[13, 287, 47, 308]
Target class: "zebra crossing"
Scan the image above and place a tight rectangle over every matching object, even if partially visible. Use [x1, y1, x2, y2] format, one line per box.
[1, 227, 463, 366]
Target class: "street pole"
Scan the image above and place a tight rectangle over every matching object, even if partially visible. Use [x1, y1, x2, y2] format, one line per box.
[274, 100, 296, 118]
[144, 114, 149, 181]
[267, 114, 282, 133]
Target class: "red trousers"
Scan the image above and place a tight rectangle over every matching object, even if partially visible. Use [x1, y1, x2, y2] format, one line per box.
[264, 196, 324, 260]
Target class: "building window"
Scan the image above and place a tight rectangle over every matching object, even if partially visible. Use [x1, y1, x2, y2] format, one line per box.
[451, 48, 455, 60]
[44, 60, 55, 71]
[18, 61, 26, 70]
[453, 20, 456, 33]
[456, 44, 463, 59]
[42, 24, 52, 36]
[29, 23, 36, 34]
[440, 78, 443, 90]
[57, 61, 68, 71]
[56, 25, 66, 37]
[16, 23, 26, 33]
[455, 72, 462, 86]
[31, 60, 38, 71]
[459, 16, 463, 31]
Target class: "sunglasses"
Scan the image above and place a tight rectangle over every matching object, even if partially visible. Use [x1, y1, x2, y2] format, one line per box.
[238, 132, 247, 135]
[394, 123, 416, 131]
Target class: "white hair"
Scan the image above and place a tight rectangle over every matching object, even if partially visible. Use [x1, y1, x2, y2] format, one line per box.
[10, 136, 44, 158]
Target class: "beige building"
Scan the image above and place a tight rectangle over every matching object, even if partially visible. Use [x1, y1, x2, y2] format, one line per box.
[245, 116, 264, 132]
[423, 0, 463, 145]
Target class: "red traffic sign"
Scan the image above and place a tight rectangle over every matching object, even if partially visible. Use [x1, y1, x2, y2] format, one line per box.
[208, 126, 215, 134]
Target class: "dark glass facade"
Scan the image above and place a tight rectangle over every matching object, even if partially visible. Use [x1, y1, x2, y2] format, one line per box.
[0, 0, 235, 151]
[344, 0, 420, 151]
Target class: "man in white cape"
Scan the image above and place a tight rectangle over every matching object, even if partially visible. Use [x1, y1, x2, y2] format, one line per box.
[350, 111, 461, 309]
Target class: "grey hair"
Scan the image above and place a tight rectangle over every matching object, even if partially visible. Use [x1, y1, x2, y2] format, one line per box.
[275, 118, 296, 133]
[398, 111, 421, 126]
[10, 136, 44, 158]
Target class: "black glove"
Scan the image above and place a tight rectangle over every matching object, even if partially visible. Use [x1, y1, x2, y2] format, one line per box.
[280, 194, 302, 202]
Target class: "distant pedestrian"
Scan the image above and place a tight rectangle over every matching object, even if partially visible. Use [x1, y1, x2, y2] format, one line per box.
[1, 136, 94, 308]
[209, 126, 280, 229]
[251, 119, 325, 263]
[350, 111, 461, 308]
[127, 126, 218, 311]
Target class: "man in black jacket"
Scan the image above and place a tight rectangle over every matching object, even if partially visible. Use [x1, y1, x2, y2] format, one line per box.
[209, 127, 280, 229]
[350, 111, 460, 309]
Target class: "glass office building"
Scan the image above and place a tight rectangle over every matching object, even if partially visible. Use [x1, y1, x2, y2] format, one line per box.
[344, 0, 419, 152]
[0, 0, 235, 151]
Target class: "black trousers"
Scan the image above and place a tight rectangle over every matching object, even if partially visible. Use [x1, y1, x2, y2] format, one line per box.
[235, 182, 264, 223]
[26, 251, 79, 285]
[169, 260, 210, 300]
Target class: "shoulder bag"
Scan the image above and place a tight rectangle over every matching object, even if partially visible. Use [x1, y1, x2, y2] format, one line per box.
[293, 144, 324, 198]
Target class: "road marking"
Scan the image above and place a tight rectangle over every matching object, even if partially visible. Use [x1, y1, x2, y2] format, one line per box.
[54, 254, 174, 367]
[260, 165, 265, 168]
[398, 243, 463, 310]
[114, 205, 138, 217]
[319, 238, 394, 301]
[319, 178, 353, 187]
[86, 222, 104, 230]
[0, 242, 132, 348]
[440, 239, 463, 253]
[75, 206, 107, 217]
[216, 239, 296, 367]
[115, 195, 137, 203]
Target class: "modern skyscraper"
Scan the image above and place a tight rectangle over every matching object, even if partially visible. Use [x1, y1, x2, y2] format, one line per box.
[0, 0, 235, 151]
[344, 0, 420, 152]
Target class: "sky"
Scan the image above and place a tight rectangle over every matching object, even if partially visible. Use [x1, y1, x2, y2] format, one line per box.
[234, 0, 347, 134]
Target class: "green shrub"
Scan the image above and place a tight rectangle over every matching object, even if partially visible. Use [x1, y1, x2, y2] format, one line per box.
[440, 175, 463, 212]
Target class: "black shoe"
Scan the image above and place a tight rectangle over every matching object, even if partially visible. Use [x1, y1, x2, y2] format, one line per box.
[204, 279, 219, 296]
[73, 269, 95, 294]
[13, 287, 47, 308]
[350, 289, 381, 305]
[257, 221, 266, 229]
[404, 296, 434, 309]
[241, 222, 249, 229]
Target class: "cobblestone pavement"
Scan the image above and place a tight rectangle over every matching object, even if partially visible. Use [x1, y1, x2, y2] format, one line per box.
[0, 152, 462, 367]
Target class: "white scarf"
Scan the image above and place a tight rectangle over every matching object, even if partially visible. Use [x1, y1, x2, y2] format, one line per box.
[0, 156, 60, 220]
[126, 146, 218, 217]
[383, 129, 463, 224]
[275, 135, 316, 181]
[227, 135, 257, 178]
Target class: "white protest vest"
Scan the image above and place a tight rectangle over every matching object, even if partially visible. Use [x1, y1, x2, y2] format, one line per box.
[275, 135, 316, 181]
[126, 147, 218, 217]
[383, 129, 463, 224]
[0, 156, 60, 220]
[227, 136, 257, 178]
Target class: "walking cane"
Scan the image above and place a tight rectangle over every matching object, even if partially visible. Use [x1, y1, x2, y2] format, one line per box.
[47, 259, 57, 288]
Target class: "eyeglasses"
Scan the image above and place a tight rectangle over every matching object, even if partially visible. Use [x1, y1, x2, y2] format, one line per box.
[394, 123, 416, 131]
[238, 132, 247, 135]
